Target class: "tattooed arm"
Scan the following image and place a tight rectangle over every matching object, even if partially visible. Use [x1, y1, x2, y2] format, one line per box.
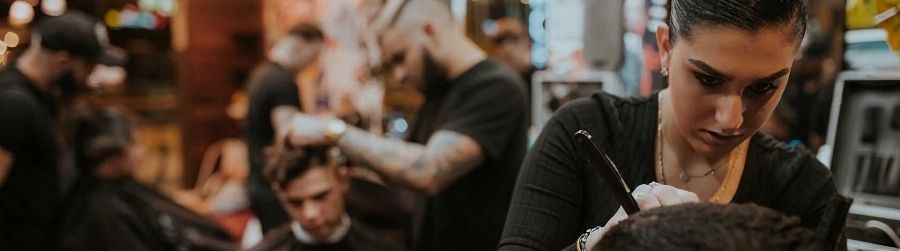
[336, 127, 484, 196]
[278, 111, 485, 195]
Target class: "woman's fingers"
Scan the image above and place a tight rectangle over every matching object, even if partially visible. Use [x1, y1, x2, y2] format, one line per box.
[634, 182, 701, 209]
[677, 189, 700, 203]
[650, 184, 685, 206]
[651, 181, 700, 203]
[632, 184, 662, 211]
[632, 184, 652, 195]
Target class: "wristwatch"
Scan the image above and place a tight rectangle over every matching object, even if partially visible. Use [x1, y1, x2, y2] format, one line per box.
[324, 118, 348, 144]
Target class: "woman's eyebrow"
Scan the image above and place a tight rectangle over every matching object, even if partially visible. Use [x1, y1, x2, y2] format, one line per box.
[688, 59, 732, 81]
[755, 69, 790, 83]
[688, 58, 789, 83]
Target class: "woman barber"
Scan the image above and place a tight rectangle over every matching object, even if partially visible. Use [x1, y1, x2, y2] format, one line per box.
[499, 0, 847, 250]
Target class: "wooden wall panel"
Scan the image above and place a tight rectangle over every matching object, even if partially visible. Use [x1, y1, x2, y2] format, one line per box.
[177, 0, 262, 187]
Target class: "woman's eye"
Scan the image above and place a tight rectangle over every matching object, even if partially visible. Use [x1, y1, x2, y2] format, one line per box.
[747, 82, 777, 95]
[694, 73, 723, 87]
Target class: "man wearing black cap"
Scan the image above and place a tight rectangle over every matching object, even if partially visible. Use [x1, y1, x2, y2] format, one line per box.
[0, 11, 122, 250]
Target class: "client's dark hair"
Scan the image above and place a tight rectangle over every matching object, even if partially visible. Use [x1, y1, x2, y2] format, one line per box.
[64, 108, 133, 173]
[264, 144, 334, 189]
[597, 203, 820, 251]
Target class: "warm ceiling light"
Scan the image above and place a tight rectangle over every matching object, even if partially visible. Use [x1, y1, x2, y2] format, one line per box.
[138, 0, 155, 11]
[9, 1, 35, 27]
[4, 32, 20, 48]
[159, 0, 175, 16]
[42, 0, 67, 16]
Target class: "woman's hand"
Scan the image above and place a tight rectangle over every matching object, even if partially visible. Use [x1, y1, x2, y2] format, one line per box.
[583, 182, 699, 250]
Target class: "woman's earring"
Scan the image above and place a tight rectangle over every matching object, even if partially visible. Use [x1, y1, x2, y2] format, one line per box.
[661, 68, 669, 77]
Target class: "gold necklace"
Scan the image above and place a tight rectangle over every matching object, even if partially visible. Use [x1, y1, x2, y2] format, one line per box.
[656, 94, 737, 204]
[712, 152, 739, 204]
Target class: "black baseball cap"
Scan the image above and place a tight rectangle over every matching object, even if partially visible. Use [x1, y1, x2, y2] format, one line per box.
[33, 11, 126, 66]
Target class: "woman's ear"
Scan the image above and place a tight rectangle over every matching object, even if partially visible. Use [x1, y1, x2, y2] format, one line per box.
[656, 23, 672, 72]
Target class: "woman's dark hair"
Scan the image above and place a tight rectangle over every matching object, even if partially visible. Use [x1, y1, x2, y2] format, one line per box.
[597, 203, 820, 251]
[669, 0, 808, 43]
[64, 108, 133, 173]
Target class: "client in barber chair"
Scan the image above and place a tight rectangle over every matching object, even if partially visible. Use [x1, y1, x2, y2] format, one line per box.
[246, 145, 404, 251]
[59, 108, 234, 251]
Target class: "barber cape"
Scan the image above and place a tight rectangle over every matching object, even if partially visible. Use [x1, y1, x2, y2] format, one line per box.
[247, 220, 405, 251]
[59, 178, 235, 251]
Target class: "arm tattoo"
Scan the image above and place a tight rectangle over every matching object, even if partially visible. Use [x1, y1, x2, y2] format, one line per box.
[337, 128, 484, 194]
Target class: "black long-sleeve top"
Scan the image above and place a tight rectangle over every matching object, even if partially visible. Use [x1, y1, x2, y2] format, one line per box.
[499, 92, 848, 251]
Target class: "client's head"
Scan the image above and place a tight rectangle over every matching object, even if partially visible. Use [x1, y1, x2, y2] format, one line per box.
[65, 107, 137, 180]
[265, 145, 349, 242]
[597, 203, 820, 251]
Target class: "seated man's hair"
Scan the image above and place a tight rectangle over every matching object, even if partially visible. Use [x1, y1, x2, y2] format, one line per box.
[264, 145, 335, 189]
[63, 107, 134, 172]
[597, 203, 820, 251]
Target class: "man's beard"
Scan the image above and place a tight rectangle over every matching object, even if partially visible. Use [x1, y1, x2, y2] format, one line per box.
[54, 71, 86, 100]
[420, 49, 449, 97]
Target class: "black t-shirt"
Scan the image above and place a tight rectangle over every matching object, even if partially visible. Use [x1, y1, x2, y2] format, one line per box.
[0, 67, 60, 250]
[499, 92, 848, 251]
[245, 61, 301, 181]
[407, 59, 528, 251]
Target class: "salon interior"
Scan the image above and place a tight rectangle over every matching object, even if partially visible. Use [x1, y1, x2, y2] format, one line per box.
[0, 0, 899, 250]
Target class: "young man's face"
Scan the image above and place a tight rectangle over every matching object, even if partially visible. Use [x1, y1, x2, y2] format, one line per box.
[276, 164, 348, 241]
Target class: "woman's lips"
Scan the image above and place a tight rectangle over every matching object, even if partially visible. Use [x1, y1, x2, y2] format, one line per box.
[700, 130, 742, 147]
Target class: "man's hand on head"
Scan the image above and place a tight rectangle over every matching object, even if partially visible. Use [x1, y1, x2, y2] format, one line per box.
[286, 113, 331, 146]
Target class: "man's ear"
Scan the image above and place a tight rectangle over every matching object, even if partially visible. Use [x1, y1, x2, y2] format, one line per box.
[423, 20, 437, 40]
[656, 23, 672, 71]
[421, 21, 441, 49]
